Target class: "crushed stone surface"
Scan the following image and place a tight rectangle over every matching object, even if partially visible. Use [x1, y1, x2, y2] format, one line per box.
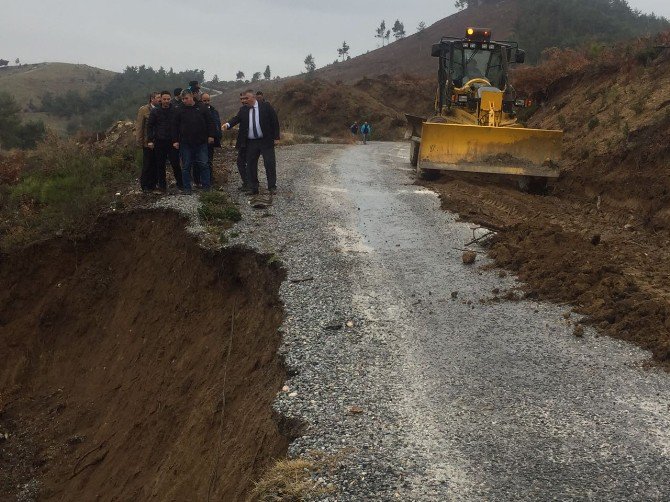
[161, 143, 670, 500]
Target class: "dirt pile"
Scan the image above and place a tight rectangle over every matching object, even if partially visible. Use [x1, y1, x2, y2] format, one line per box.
[515, 34, 670, 226]
[420, 35, 670, 367]
[267, 75, 434, 140]
[0, 210, 289, 500]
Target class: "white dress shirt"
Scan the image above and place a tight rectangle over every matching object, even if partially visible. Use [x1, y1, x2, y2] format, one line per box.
[248, 101, 263, 140]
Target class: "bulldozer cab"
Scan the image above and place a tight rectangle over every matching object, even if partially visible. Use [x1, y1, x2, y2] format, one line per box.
[432, 28, 525, 115]
[453, 46, 505, 88]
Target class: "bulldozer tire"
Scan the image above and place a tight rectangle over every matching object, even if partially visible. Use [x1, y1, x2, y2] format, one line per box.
[410, 140, 420, 167]
[417, 168, 440, 181]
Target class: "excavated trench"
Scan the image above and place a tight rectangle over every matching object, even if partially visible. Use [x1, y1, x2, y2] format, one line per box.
[0, 210, 290, 501]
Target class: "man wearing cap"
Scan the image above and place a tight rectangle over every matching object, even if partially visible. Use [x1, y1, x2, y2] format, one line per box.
[171, 87, 183, 109]
[172, 89, 216, 194]
[223, 89, 280, 196]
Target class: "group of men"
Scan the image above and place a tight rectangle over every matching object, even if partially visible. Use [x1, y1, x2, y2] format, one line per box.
[136, 80, 222, 194]
[136, 81, 280, 197]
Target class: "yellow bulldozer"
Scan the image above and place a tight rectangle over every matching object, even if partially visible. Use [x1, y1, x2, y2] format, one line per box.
[407, 28, 562, 190]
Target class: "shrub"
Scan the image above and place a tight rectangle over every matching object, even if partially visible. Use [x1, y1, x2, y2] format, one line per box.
[1, 134, 135, 250]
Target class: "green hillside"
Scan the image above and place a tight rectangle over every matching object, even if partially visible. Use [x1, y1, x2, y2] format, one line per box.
[0, 63, 116, 133]
[513, 0, 669, 62]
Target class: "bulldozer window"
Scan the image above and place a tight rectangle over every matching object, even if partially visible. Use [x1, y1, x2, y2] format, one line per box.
[453, 47, 504, 88]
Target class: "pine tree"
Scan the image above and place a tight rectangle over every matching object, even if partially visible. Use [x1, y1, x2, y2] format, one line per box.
[304, 54, 316, 74]
[264, 65, 271, 80]
[392, 20, 406, 39]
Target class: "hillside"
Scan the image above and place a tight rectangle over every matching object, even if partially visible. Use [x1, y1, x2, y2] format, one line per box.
[315, 0, 519, 83]
[0, 63, 116, 133]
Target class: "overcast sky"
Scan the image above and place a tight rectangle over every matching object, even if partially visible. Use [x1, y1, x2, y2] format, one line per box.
[2, 0, 669, 81]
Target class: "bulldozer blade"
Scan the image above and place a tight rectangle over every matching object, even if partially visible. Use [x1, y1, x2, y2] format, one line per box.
[405, 114, 426, 141]
[418, 123, 562, 178]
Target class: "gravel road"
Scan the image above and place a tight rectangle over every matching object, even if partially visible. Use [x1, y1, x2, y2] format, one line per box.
[218, 142, 669, 500]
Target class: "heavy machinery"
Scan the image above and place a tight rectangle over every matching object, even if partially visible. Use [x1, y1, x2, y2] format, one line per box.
[407, 28, 562, 188]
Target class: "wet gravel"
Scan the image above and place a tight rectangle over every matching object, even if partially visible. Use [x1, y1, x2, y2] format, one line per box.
[157, 143, 670, 501]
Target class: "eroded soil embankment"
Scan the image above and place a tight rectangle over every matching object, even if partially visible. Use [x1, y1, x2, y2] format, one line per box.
[423, 174, 670, 368]
[0, 210, 288, 500]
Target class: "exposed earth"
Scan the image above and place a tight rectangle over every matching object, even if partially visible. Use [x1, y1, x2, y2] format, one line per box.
[0, 209, 288, 500]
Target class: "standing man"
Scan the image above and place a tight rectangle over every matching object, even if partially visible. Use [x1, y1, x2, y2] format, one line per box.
[255, 91, 265, 103]
[201, 93, 222, 184]
[148, 90, 182, 192]
[349, 121, 359, 141]
[223, 89, 280, 195]
[226, 93, 250, 191]
[136, 91, 161, 192]
[171, 87, 183, 109]
[172, 89, 216, 194]
[360, 121, 371, 145]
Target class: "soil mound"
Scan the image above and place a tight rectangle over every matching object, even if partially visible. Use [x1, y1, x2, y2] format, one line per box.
[0, 210, 288, 500]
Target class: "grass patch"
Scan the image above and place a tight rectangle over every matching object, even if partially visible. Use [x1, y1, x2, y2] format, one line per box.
[197, 190, 241, 225]
[252, 451, 347, 501]
[0, 134, 136, 251]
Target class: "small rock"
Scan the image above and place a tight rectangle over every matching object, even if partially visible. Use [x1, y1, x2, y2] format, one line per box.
[498, 270, 507, 278]
[492, 288, 500, 295]
[573, 325, 585, 338]
[346, 320, 354, 328]
[282, 385, 290, 392]
[349, 406, 364, 415]
[591, 234, 601, 245]
[462, 250, 477, 265]
[451, 291, 458, 299]
[288, 392, 298, 398]
[563, 312, 571, 319]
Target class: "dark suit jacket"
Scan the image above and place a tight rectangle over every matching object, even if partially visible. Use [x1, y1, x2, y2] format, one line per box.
[226, 101, 280, 148]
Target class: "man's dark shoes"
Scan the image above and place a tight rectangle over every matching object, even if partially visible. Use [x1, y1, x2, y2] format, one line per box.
[269, 187, 277, 195]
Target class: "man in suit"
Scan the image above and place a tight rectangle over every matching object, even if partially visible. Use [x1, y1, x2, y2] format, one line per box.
[226, 93, 250, 191]
[223, 89, 280, 195]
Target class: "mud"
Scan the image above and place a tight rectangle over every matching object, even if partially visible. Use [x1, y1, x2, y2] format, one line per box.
[422, 173, 670, 367]
[0, 209, 288, 500]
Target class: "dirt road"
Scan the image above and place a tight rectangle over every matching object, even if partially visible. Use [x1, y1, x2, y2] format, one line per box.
[228, 142, 670, 500]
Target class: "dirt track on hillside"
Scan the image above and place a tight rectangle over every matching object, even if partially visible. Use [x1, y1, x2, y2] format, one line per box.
[0, 210, 288, 500]
[421, 173, 670, 367]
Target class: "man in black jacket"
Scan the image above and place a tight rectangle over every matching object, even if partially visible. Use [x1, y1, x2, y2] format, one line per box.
[148, 90, 182, 191]
[201, 93, 222, 184]
[172, 89, 216, 193]
[223, 89, 280, 195]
